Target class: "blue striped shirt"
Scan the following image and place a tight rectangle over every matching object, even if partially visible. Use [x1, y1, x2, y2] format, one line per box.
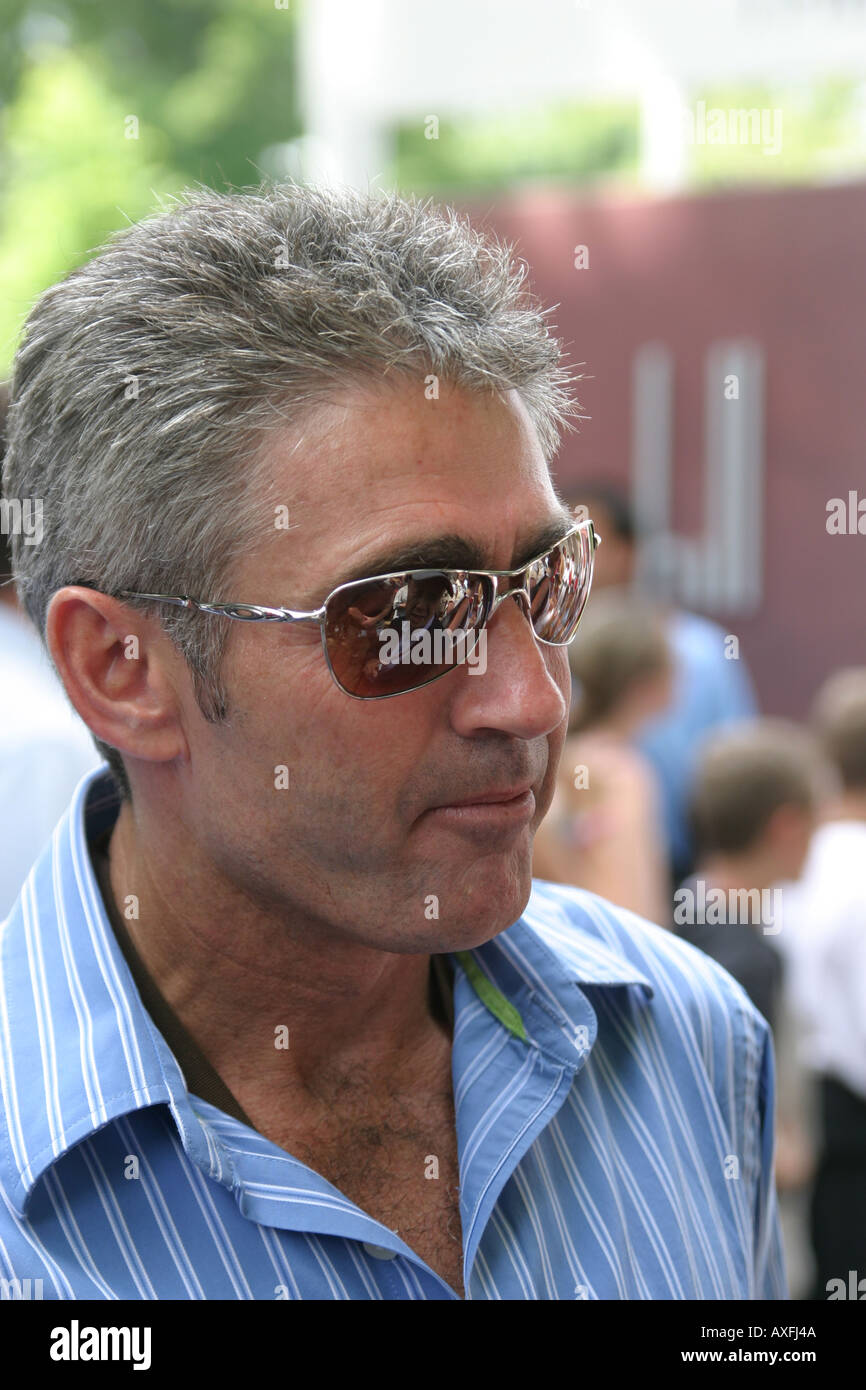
[0, 769, 787, 1300]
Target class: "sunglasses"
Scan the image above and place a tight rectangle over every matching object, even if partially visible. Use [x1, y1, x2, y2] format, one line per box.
[119, 518, 600, 700]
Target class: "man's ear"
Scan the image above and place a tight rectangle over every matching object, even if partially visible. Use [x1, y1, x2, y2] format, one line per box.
[45, 586, 189, 768]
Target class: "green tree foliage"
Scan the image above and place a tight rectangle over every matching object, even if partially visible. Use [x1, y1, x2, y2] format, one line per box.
[392, 81, 866, 197]
[0, 0, 301, 370]
[688, 79, 866, 186]
[393, 101, 640, 195]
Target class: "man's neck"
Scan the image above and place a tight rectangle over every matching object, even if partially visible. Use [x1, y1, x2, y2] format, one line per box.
[102, 800, 452, 1121]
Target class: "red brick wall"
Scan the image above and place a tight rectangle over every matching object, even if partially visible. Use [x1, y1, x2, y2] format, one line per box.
[460, 182, 866, 716]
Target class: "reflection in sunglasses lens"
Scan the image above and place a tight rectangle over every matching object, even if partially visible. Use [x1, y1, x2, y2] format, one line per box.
[326, 573, 486, 697]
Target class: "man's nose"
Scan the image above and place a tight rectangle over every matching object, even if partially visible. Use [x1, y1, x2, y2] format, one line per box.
[447, 588, 569, 740]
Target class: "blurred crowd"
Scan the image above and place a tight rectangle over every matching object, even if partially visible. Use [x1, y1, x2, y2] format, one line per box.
[1, 430, 864, 1297]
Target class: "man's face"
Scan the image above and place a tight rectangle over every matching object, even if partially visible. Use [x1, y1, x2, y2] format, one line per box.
[179, 378, 572, 953]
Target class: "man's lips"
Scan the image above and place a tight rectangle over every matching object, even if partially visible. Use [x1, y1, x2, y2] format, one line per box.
[421, 784, 538, 837]
[434, 783, 536, 809]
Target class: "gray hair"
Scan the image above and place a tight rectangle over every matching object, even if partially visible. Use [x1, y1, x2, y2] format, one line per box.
[3, 182, 581, 798]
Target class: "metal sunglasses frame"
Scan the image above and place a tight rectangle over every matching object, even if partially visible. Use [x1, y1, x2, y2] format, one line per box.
[119, 517, 602, 700]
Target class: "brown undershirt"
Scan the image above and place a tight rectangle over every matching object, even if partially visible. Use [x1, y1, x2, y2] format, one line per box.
[89, 828, 456, 1135]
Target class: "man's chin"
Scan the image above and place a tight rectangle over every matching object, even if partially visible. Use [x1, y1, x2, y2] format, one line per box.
[405, 845, 534, 954]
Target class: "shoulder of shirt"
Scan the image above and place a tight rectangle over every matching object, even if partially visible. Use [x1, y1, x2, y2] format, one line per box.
[522, 876, 771, 1042]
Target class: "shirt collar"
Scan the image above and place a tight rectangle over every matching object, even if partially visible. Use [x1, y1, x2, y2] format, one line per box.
[0, 767, 653, 1218]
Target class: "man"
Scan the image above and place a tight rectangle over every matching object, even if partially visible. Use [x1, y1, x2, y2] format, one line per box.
[0, 184, 784, 1299]
[570, 484, 758, 886]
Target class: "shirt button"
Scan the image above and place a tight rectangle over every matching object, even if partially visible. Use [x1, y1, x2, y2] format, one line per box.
[363, 1242, 397, 1260]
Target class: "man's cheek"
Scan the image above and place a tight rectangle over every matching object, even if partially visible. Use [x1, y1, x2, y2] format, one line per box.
[536, 721, 568, 824]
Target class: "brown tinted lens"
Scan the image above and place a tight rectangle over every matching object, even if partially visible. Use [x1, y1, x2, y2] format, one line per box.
[325, 571, 488, 697]
[526, 527, 593, 643]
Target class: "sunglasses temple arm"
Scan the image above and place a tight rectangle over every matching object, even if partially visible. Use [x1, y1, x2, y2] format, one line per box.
[118, 593, 323, 624]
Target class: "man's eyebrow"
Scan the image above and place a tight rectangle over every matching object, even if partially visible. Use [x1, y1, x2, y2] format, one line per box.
[328, 504, 577, 592]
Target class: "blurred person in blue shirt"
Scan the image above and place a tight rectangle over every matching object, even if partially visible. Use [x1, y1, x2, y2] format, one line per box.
[570, 485, 758, 883]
